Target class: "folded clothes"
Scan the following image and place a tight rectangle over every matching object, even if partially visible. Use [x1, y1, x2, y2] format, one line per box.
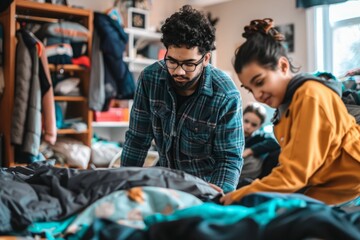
[72, 55, 90, 68]
[54, 77, 80, 95]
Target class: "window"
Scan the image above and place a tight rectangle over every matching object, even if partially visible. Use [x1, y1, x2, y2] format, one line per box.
[307, 1, 360, 77]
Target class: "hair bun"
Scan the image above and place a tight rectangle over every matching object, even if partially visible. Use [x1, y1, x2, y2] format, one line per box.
[242, 18, 285, 42]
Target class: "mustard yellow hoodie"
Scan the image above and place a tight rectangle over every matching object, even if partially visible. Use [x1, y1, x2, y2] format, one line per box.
[231, 77, 360, 205]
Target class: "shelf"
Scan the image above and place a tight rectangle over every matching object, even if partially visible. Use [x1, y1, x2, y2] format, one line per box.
[15, 14, 58, 23]
[124, 27, 162, 73]
[92, 121, 129, 128]
[16, 0, 92, 22]
[57, 129, 89, 134]
[54, 96, 87, 102]
[48, 64, 88, 72]
[123, 57, 158, 65]
[124, 28, 162, 40]
[124, 57, 158, 72]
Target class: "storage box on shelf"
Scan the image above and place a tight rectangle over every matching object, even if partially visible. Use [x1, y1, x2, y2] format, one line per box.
[0, 0, 93, 167]
[93, 108, 129, 122]
[92, 99, 131, 143]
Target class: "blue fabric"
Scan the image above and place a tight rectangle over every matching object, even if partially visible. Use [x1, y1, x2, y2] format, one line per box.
[144, 198, 307, 227]
[237, 192, 324, 207]
[94, 12, 135, 105]
[246, 131, 280, 158]
[121, 61, 244, 193]
[65, 186, 203, 237]
[55, 102, 63, 129]
[28, 216, 76, 240]
[335, 196, 360, 207]
[14, 146, 45, 163]
[48, 54, 72, 65]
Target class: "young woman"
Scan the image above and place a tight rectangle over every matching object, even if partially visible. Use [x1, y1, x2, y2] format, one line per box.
[240, 102, 280, 180]
[220, 18, 360, 206]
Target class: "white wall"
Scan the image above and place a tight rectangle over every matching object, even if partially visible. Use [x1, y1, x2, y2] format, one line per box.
[203, 0, 307, 105]
[67, 0, 113, 12]
[67, 0, 177, 31]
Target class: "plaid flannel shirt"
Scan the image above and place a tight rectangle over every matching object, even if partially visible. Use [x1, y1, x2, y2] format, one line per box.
[121, 61, 244, 193]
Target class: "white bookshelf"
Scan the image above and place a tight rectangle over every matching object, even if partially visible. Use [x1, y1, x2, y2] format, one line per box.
[124, 27, 162, 72]
[92, 121, 129, 128]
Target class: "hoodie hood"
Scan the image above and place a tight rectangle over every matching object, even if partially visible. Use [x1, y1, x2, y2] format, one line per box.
[272, 73, 343, 125]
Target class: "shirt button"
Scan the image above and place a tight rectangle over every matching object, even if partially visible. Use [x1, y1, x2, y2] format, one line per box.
[280, 137, 284, 142]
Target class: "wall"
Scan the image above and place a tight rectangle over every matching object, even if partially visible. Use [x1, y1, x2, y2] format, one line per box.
[203, 0, 307, 105]
[67, 0, 177, 31]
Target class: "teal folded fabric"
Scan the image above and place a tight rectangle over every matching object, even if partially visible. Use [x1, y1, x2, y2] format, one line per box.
[145, 198, 307, 227]
[28, 215, 76, 240]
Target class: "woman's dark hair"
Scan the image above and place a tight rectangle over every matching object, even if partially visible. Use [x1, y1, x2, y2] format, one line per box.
[233, 18, 299, 74]
[244, 102, 267, 125]
[160, 5, 216, 55]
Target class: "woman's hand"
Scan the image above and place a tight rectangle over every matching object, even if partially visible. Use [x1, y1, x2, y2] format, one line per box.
[219, 191, 235, 205]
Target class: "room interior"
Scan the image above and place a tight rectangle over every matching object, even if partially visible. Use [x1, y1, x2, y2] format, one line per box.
[0, 0, 359, 239]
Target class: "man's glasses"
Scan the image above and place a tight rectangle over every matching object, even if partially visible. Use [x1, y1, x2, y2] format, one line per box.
[164, 54, 205, 72]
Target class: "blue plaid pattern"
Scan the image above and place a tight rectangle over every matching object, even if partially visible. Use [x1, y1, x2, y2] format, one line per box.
[121, 61, 244, 193]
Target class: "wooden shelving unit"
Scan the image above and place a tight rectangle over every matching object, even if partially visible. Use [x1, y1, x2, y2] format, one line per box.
[54, 96, 87, 102]
[57, 129, 89, 134]
[48, 64, 89, 72]
[0, 0, 93, 167]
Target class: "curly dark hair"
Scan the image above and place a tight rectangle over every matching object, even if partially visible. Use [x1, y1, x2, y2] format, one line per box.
[160, 5, 216, 55]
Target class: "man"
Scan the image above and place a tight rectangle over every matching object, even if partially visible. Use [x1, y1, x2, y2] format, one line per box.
[121, 5, 244, 193]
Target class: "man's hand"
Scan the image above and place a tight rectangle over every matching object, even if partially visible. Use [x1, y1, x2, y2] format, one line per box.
[242, 148, 253, 158]
[208, 183, 224, 194]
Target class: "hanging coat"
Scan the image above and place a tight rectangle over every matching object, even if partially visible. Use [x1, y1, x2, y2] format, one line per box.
[93, 12, 135, 111]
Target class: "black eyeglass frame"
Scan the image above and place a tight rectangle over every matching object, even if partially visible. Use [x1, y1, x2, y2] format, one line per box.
[164, 54, 206, 72]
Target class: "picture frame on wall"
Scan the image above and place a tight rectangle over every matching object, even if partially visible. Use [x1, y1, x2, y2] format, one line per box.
[275, 23, 294, 53]
[127, 7, 148, 30]
[45, 0, 68, 5]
